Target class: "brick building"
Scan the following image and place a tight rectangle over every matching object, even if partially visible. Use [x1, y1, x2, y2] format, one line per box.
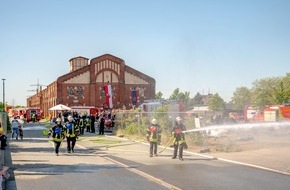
[27, 54, 155, 117]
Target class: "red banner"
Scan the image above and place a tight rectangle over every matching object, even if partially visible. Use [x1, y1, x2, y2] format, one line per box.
[104, 84, 113, 108]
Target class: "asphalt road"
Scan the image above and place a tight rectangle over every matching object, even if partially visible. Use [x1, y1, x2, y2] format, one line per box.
[5, 123, 290, 190]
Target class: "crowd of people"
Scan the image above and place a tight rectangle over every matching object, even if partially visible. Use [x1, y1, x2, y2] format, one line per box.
[47, 109, 116, 156]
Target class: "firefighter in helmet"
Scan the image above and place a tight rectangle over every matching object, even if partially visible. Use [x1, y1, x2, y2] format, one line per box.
[64, 116, 79, 153]
[79, 115, 85, 136]
[47, 118, 65, 156]
[146, 118, 161, 157]
[85, 115, 91, 133]
[172, 117, 187, 161]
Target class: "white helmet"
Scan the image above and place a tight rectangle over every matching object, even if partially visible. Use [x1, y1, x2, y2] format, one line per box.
[56, 118, 61, 122]
[68, 116, 73, 122]
[151, 119, 158, 125]
[176, 117, 182, 122]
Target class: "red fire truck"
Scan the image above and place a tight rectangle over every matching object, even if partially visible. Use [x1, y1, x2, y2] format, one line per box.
[70, 106, 102, 116]
[25, 108, 44, 122]
[7, 108, 27, 119]
[244, 104, 290, 122]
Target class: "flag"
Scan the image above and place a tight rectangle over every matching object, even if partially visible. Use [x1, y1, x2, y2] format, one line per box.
[104, 84, 113, 108]
[132, 89, 138, 106]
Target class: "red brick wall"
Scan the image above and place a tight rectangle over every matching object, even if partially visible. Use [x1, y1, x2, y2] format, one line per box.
[28, 54, 155, 117]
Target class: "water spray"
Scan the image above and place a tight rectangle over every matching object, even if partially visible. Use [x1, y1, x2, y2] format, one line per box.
[182, 121, 290, 134]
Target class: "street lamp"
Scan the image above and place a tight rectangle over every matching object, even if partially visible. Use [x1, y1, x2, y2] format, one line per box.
[2, 79, 5, 112]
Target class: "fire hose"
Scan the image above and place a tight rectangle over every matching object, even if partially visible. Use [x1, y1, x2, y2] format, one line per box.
[158, 135, 174, 154]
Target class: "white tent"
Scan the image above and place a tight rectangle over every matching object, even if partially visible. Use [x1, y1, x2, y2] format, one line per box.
[49, 104, 71, 111]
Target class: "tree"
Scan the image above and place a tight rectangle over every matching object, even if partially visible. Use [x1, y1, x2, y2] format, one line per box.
[232, 73, 290, 109]
[277, 73, 290, 104]
[155, 91, 163, 99]
[169, 88, 180, 100]
[178, 91, 191, 105]
[208, 93, 225, 111]
[169, 88, 191, 107]
[251, 77, 282, 108]
[230, 87, 251, 111]
[192, 92, 203, 106]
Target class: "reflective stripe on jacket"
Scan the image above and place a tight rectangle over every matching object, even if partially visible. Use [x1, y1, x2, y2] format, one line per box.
[146, 124, 161, 142]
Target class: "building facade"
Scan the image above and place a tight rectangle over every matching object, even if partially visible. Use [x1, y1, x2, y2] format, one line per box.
[27, 54, 156, 117]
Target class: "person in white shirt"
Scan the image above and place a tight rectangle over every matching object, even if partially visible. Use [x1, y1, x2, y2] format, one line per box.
[11, 117, 20, 140]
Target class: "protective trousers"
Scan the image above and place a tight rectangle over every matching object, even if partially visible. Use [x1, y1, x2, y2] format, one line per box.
[99, 126, 104, 135]
[149, 142, 158, 156]
[80, 127, 84, 135]
[66, 137, 76, 152]
[54, 141, 61, 154]
[173, 143, 184, 158]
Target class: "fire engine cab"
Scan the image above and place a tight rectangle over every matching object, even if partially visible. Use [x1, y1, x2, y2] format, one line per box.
[25, 108, 43, 122]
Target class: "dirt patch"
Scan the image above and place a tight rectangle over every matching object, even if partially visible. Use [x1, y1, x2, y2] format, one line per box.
[188, 126, 290, 173]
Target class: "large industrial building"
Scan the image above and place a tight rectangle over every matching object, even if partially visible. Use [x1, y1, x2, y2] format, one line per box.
[27, 54, 156, 117]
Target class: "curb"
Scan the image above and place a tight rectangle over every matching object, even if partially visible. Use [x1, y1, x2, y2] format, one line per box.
[0, 148, 4, 190]
[3, 140, 17, 190]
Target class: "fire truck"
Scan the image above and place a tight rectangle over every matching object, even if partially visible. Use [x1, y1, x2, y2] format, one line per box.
[244, 104, 290, 122]
[70, 106, 102, 116]
[7, 107, 27, 119]
[25, 108, 44, 122]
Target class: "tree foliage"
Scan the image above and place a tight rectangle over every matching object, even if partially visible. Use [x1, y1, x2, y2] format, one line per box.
[250, 76, 290, 108]
[229, 74, 290, 109]
[0, 102, 3, 111]
[169, 88, 180, 100]
[230, 87, 251, 110]
[208, 93, 225, 111]
[192, 92, 203, 106]
[169, 88, 191, 107]
[155, 91, 163, 99]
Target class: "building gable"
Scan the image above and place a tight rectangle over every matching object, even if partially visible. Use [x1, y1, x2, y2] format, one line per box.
[125, 71, 149, 84]
[125, 65, 155, 85]
[63, 71, 90, 84]
[90, 54, 125, 83]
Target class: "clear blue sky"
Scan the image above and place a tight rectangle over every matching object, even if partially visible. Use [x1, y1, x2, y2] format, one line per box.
[1, 0, 290, 106]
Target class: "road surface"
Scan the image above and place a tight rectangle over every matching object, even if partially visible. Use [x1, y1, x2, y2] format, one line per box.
[5, 123, 290, 190]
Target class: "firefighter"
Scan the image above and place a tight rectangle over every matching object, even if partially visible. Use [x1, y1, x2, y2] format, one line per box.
[0, 131, 7, 150]
[85, 116, 91, 132]
[0, 122, 6, 150]
[90, 114, 96, 133]
[73, 111, 80, 126]
[98, 114, 105, 135]
[18, 123, 23, 140]
[47, 118, 65, 156]
[79, 117, 85, 135]
[172, 117, 187, 161]
[64, 116, 79, 153]
[146, 119, 161, 157]
[31, 112, 36, 123]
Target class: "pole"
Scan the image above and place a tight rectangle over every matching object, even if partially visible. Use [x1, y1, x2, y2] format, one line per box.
[2, 79, 5, 112]
[137, 114, 140, 137]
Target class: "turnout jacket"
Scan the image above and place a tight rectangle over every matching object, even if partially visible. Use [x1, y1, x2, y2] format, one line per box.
[64, 121, 79, 138]
[146, 124, 161, 142]
[48, 124, 65, 142]
[172, 122, 186, 145]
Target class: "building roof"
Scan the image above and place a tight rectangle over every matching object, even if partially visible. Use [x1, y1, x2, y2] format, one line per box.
[69, 56, 89, 61]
